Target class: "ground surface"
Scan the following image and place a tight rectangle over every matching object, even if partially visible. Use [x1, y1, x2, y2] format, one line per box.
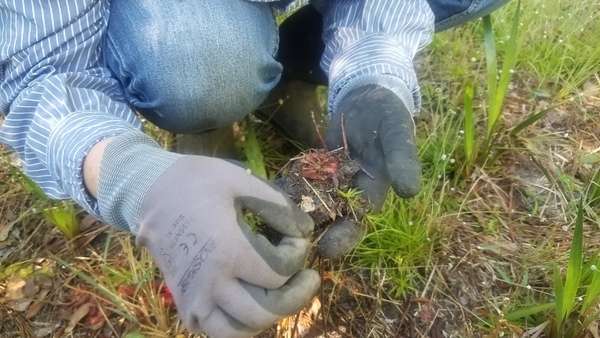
[1, 1, 600, 337]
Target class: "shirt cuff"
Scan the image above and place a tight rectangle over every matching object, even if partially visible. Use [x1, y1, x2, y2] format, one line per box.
[46, 113, 142, 217]
[326, 34, 421, 116]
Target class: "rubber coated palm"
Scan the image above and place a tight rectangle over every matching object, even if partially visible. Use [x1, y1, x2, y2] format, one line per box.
[326, 84, 421, 212]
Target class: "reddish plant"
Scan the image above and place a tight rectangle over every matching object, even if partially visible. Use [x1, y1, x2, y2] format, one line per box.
[299, 150, 340, 183]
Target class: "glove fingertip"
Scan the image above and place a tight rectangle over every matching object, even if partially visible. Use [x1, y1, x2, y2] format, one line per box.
[238, 194, 314, 238]
[387, 159, 421, 199]
[288, 204, 316, 236]
[317, 218, 366, 259]
[282, 269, 321, 313]
[392, 180, 421, 199]
[291, 268, 321, 286]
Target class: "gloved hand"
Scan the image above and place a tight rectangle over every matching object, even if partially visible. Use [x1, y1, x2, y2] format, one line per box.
[97, 131, 320, 337]
[319, 84, 421, 258]
[326, 84, 421, 212]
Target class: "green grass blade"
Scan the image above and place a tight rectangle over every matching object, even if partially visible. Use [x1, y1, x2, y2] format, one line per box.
[10, 163, 48, 200]
[483, 0, 521, 142]
[463, 85, 476, 167]
[494, 0, 521, 114]
[8, 160, 79, 239]
[510, 106, 556, 138]
[243, 116, 267, 179]
[553, 263, 565, 331]
[588, 167, 600, 207]
[503, 302, 555, 321]
[581, 263, 600, 315]
[43, 203, 79, 239]
[482, 14, 498, 140]
[562, 197, 585, 318]
[580, 311, 600, 331]
[494, 265, 512, 284]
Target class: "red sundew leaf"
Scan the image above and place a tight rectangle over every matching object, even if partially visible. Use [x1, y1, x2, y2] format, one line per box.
[118, 282, 176, 309]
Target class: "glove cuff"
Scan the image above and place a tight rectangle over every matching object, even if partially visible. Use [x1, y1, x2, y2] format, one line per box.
[333, 74, 416, 116]
[98, 131, 182, 233]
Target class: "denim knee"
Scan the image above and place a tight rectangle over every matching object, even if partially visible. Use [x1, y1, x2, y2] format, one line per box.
[105, 0, 282, 134]
[427, 0, 510, 32]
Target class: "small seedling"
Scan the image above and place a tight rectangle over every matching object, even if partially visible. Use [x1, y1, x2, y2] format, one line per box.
[8, 161, 80, 239]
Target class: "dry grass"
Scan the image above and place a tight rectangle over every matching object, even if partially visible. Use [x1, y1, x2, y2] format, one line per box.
[1, 100, 599, 338]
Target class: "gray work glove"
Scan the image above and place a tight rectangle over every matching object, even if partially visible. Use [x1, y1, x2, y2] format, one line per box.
[97, 131, 320, 337]
[326, 84, 421, 211]
[320, 84, 421, 259]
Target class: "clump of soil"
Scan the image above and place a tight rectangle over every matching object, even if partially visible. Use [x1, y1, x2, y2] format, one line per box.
[278, 148, 363, 226]
[276, 148, 371, 259]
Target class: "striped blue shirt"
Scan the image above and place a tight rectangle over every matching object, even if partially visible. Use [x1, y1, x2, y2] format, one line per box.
[0, 0, 434, 218]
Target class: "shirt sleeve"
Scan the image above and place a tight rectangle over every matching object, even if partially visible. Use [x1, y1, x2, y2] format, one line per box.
[246, 0, 434, 114]
[0, 0, 142, 217]
[312, 0, 435, 115]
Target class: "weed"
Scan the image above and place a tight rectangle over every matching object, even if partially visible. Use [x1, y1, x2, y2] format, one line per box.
[500, 196, 600, 337]
[4, 157, 80, 239]
[551, 197, 600, 337]
[241, 115, 268, 179]
[481, 3, 521, 145]
[460, 0, 521, 172]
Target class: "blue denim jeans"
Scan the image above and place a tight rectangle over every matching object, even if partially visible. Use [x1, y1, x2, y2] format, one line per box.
[105, 0, 282, 133]
[105, 0, 508, 134]
[427, 0, 510, 32]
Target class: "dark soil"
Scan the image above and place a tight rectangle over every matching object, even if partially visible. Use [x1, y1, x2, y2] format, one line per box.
[277, 148, 365, 229]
